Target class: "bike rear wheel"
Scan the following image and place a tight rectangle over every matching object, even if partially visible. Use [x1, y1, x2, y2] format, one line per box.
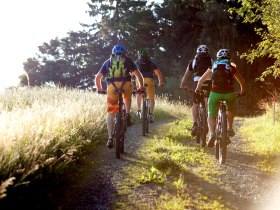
[215, 138, 219, 160]
[219, 110, 227, 164]
[145, 99, 149, 133]
[114, 112, 122, 159]
[122, 109, 127, 133]
[142, 96, 147, 136]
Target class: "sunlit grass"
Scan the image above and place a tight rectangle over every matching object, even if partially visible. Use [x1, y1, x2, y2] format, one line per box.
[117, 120, 228, 209]
[0, 86, 107, 197]
[0, 86, 190, 198]
[240, 103, 280, 172]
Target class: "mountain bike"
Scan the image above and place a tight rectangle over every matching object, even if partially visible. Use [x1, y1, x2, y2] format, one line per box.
[195, 90, 209, 147]
[133, 87, 149, 136]
[98, 88, 127, 159]
[141, 90, 150, 136]
[182, 88, 209, 147]
[214, 93, 244, 164]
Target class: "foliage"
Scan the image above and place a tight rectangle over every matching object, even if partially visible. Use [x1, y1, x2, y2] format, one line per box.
[140, 166, 166, 184]
[234, 0, 280, 81]
[21, 0, 263, 92]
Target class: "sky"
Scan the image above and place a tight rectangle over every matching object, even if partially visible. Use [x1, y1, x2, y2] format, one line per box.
[0, 0, 92, 89]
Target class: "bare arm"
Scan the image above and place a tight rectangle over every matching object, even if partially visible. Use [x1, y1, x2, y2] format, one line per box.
[132, 70, 144, 88]
[180, 68, 192, 89]
[95, 72, 104, 91]
[234, 70, 246, 94]
[195, 68, 212, 92]
[154, 69, 164, 86]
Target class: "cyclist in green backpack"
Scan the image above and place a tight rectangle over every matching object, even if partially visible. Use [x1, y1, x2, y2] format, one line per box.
[195, 49, 246, 147]
[95, 44, 144, 148]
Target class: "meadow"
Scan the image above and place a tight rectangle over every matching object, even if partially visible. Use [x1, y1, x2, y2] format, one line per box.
[0, 86, 279, 200]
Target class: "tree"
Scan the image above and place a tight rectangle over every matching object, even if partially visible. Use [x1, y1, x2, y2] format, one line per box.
[234, 0, 280, 81]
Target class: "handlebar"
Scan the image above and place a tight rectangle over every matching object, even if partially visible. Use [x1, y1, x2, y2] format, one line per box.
[132, 88, 146, 95]
[98, 90, 107, 94]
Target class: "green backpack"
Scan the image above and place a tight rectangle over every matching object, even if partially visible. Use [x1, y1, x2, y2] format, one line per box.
[107, 55, 128, 79]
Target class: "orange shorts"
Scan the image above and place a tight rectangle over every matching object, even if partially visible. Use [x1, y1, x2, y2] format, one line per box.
[107, 81, 132, 113]
[136, 78, 155, 100]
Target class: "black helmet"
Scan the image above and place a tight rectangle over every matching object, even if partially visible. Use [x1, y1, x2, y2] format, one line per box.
[112, 44, 126, 55]
[196, 45, 208, 54]
[217, 49, 231, 59]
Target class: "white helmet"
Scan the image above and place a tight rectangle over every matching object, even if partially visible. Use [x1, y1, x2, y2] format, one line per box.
[196, 45, 208, 54]
[217, 49, 231, 59]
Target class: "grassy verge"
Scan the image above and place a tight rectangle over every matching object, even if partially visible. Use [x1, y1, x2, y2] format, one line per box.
[0, 87, 108, 198]
[239, 108, 280, 172]
[114, 120, 234, 210]
[0, 86, 190, 198]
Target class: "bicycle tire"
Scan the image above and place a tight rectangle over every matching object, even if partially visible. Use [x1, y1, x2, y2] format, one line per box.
[200, 107, 207, 147]
[195, 108, 201, 144]
[145, 99, 149, 133]
[195, 128, 200, 144]
[219, 110, 227, 164]
[120, 108, 126, 154]
[122, 109, 127, 133]
[215, 139, 219, 159]
[142, 96, 147, 136]
[120, 135, 124, 154]
[115, 112, 122, 158]
[215, 111, 221, 160]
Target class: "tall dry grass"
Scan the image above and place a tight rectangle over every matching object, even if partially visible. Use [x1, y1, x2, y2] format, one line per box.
[239, 96, 280, 172]
[0, 87, 107, 197]
[0, 86, 191, 197]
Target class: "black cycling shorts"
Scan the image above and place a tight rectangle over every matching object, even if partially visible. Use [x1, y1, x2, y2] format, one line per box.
[192, 80, 211, 104]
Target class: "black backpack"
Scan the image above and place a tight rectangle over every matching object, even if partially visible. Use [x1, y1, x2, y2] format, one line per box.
[193, 54, 212, 77]
[211, 59, 234, 88]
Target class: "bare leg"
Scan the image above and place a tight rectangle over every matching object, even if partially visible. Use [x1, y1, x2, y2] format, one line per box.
[208, 116, 216, 135]
[136, 94, 142, 111]
[123, 98, 131, 114]
[106, 113, 115, 138]
[192, 103, 199, 123]
[149, 99, 155, 114]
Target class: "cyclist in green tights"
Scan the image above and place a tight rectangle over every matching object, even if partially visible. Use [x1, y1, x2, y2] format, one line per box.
[195, 49, 246, 147]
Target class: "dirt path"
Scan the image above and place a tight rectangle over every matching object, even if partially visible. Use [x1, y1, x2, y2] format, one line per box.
[1, 119, 280, 210]
[49, 118, 280, 210]
[56, 119, 175, 210]
[214, 118, 280, 210]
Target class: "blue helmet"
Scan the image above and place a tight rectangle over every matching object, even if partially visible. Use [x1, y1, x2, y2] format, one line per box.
[112, 44, 126, 55]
